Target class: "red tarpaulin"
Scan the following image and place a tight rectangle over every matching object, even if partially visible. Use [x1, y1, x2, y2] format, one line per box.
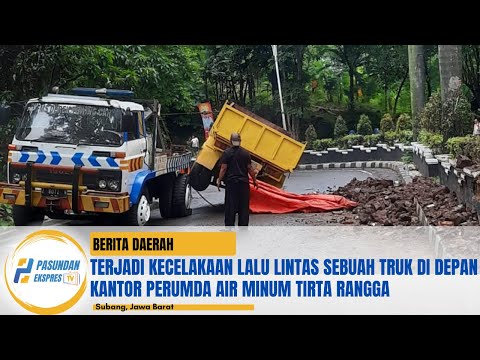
[249, 179, 358, 214]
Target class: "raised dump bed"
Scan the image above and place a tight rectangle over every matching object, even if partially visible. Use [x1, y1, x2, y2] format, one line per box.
[189, 101, 306, 191]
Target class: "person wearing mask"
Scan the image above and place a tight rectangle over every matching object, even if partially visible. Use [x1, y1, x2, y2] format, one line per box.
[216, 133, 258, 226]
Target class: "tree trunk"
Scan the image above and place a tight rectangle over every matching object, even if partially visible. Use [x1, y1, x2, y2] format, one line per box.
[348, 69, 355, 110]
[384, 85, 388, 113]
[438, 45, 463, 137]
[438, 45, 463, 103]
[424, 56, 432, 99]
[408, 45, 426, 140]
[203, 74, 208, 100]
[393, 69, 409, 116]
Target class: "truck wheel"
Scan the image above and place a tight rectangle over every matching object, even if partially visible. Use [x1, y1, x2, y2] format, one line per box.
[172, 173, 192, 217]
[31, 208, 45, 225]
[125, 189, 151, 226]
[189, 163, 212, 191]
[13, 206, 44, 226]
[159, 173, 174, 219]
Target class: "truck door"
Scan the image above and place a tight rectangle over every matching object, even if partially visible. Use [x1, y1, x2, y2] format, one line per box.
[126, 111, 148, 171]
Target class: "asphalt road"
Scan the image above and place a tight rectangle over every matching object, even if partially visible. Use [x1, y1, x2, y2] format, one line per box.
[38, 168, 401, 227]
[151, 168, 402, 226]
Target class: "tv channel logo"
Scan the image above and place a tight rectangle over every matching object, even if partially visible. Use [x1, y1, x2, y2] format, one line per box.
[4, 229, 88, 315]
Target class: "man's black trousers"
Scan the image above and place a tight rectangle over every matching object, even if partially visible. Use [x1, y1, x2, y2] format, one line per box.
[224, 181, 250, 226]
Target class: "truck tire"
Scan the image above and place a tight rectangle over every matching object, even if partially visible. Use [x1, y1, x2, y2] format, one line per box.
[189, 163, 212, 191]
[159, 174, 174, 219]
[13, 205, 44, 226]
[125, 188, 151, 226]
[172, 173, 192, 217]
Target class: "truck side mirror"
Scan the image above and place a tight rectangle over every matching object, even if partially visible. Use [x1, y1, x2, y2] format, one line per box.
[121, 109, 136, 135]
[0, 106, 10, 126]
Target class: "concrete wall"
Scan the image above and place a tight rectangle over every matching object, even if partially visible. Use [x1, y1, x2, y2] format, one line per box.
[300, 144, 411, 164]
[411, 142, 480, 213]
[298, 141, 480, 213]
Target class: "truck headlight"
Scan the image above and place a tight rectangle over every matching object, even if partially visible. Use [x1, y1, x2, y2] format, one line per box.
[12, 173, 21, 183]
[98, 179, 107, 189]
[107, 179, 120, 191]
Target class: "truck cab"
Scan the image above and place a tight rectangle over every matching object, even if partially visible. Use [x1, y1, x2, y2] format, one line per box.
[0, 88, 193, 226]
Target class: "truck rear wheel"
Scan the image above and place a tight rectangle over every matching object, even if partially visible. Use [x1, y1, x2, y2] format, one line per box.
[172, 173, 192, 217]
[125, 189, 151, 226]
[159, 174, 174, 219]
[189, 163, 212, 191]
[13, 205, 44, 226]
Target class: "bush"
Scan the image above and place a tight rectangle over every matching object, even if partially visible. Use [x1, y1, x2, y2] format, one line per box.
[383, 131, 397, 146]
[401, 150, 413, 164]
[334, 115, 348, 138]
[338, 134, 363, 149]
[304, 124, 318, 149]
[0, 204, 12, 226]
[397, 130, 413, 145]
[380, 114, 395, 133]
[446, 136, 472, 158]
[363, 134, 382, 147]
[419, 91, 442, 133]
[419, 90, 473, 139]
[463, 136, 480, 163]
[418, 130, 444, 154]
[396, 113, 411, 133]
[312, 138, 336, 151]
[357, 114, 373, 135]
[442, 91, 473, 138]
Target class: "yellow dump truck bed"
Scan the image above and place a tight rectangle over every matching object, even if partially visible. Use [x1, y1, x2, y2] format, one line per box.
[213, 102, 305, 172]
[191, 101, 306, 189]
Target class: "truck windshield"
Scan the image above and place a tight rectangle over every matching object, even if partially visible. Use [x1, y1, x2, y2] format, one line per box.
[16, 102, 124, 146]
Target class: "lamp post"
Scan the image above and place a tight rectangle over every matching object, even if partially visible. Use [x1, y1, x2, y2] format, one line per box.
[271, 45, 287, 131]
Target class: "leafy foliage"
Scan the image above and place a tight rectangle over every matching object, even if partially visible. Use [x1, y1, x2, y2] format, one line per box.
[419, 90, 472, 140]
[312, 138, 335, 151]
[383, 131, 397, 146]
[380, 113, 395, 133]
[396, 113, 411, 132]
[304, 124, 318, 149]
[418, 130, 444, 153]
[463, 136, 480, 163]
[338, 134, 364, 149]
[397, 130, 413, 144]
[363, 134, 382, 147]
[334, 115, 348, 138]
[446, 136, 472, 157]
[441, 89, 473, 139]
[357, 114, 373, 135]
[419, 91, 442, 133]
[0, 204, 12, 226]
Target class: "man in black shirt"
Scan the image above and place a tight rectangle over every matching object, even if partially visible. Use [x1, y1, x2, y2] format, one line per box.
[216, 133, 258, 226]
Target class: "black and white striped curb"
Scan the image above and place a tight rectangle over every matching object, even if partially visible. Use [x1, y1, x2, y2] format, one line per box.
[304, 143, 413, 157]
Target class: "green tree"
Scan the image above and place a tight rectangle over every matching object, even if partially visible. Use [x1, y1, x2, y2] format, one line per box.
[357, 114, 373, 135]
[462, 45, 480, 111]
[380, 113, 395, 133]
[334, 115, 348, 138]
[396, 113, 412, 133]
[367, 45, 409, 115]
[304, 124, 318, 149]
[329, 45, 368, 110]
[408, 45, 426, 140]
[438, 45, 466, 139]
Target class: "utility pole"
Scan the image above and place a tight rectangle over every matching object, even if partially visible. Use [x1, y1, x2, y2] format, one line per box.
[272, 45, 287, 131]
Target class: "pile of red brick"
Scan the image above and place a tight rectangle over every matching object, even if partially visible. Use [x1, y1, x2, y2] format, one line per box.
[332, 177, 479, 226]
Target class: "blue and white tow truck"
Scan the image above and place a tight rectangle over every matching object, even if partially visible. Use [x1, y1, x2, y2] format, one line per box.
[0, 88, 193, 226]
